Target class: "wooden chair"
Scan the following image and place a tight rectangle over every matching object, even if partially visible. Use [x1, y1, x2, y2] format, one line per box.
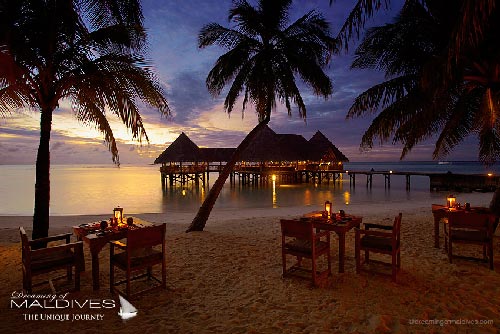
[110, 223, 166, 299]
[355, 213, 402, 282]
[20, 227, 84, 293]
[280, 219, 331, 286]
[444, 212, 495, 269]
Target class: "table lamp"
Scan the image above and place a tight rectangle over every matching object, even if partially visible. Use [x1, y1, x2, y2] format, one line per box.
[324, 201, 332, 219]
[113, 207, 123, 224]
[446, 195, 456, 208]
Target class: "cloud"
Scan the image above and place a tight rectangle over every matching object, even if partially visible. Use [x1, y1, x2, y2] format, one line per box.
[166, 70, 217, 123]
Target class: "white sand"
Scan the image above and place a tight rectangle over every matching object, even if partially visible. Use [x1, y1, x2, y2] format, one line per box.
[1, 192, 499, 333]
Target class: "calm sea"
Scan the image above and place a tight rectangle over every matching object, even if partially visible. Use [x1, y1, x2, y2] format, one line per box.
[0, 161, 499, 216]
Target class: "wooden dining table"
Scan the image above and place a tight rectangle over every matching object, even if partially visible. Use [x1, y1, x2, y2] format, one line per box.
[302, 211, 363, 273]
[72, 217, 153, 290]
[431, 204, 494, 248]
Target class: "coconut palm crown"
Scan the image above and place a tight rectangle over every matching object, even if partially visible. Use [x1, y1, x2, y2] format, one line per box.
[198, 0, 334, 121]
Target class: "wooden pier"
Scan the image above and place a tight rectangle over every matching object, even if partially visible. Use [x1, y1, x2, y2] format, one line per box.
[160, 163, 223, 188]
[160, 165, 499, 192]
[230, 167, 343, 186]
[345, 170, 500, 191]
[160, 164, 344, 188]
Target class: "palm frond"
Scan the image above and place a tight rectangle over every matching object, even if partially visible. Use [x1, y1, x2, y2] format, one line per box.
[359, 108, 401, 149]
[432, 88, 480, 159]
[281, 10, 336, 65]
[0, 84, 33, 115]
[292, 57, 332, 98]
[347, 75, 416, 117]
[223, 58, 255, 114]
[395, 98, 449, 158]
[206, 45, 253, 97]
[60, 52, 168, 145]
[0, 49, 38, 113]
[478, 127, 500, 165]
[358, 91, 426, 149]
[72, 98, 120, 164]
[88, 24, 146, 54]
[335, 0, 390, 53]
[199, 23, 255, 50]
[352, 2, 439, 77]
[229, 0, 261, 38]
[477, 87, 500, 164]
[78, 0, 145, 48]
[449, 0, 496, 63]
[277, 73, 306, 117]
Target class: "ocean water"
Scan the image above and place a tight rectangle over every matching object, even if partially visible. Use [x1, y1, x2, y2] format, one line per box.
[0, 162, 498, 216]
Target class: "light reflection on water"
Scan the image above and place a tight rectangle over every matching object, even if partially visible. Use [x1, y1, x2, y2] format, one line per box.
[0, 164, 454, 216]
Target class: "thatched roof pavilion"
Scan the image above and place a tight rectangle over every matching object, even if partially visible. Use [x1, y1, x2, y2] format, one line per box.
[308, 131, 349, 162]
[153, 132, 201, 163]
[154, 126, 348, 165]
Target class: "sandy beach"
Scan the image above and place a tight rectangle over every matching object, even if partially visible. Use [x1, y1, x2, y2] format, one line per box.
[1, 192, 499, 334]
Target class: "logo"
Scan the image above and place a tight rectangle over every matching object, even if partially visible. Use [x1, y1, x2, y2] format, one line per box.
[10, 291, 116, 322]
[117, 295, 137, 320]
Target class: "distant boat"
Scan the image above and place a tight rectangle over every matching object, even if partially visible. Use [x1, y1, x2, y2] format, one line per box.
[118, 295, 137, 320]
[438, 161, 451, 165]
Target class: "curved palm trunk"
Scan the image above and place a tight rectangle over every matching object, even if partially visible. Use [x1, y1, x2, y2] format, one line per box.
[32, 107, 53, 241]
[186, 116, 270, 232]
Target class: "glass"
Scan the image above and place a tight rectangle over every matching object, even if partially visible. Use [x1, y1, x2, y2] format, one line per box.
[100, 220, 108, 230]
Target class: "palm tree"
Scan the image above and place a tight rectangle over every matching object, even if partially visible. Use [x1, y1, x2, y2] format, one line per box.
[0, 0, 169, 240]
[345, 0, 500, 164]
[187, 0, 335, 232]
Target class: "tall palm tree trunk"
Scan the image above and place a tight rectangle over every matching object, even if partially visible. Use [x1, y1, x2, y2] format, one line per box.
[186, 116, 270, 232]
[32, 108, 53, 241]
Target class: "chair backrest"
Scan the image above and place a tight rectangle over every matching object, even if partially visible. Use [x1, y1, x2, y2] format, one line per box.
[126, 223, 166, 250]
[448, 212, 492, 231]
[19, 226, 29, 247]
[280, 219, 313, 240]
[392, 213, 402, 241]
[19, 227, 31, 262]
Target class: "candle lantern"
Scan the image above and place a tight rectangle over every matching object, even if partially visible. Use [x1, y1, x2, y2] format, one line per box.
[324, 201, 332, 219]
[446, 195, 456, 208]
[113, 207, 123, 224]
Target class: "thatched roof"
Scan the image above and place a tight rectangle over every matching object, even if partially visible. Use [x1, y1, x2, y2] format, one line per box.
[154, 132, 201, 163]
[199, 148, 235, 162]
[239, 126, 284, 161]
[308, 131, 349, 162]
[276, 134, 310, 161]
[154, 127, 348, 164]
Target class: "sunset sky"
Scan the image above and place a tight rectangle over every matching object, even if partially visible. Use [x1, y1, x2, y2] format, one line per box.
[0, 0, 478, 165]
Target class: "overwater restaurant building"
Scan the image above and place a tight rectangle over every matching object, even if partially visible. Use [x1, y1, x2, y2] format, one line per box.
[154, 125, 349, 186]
